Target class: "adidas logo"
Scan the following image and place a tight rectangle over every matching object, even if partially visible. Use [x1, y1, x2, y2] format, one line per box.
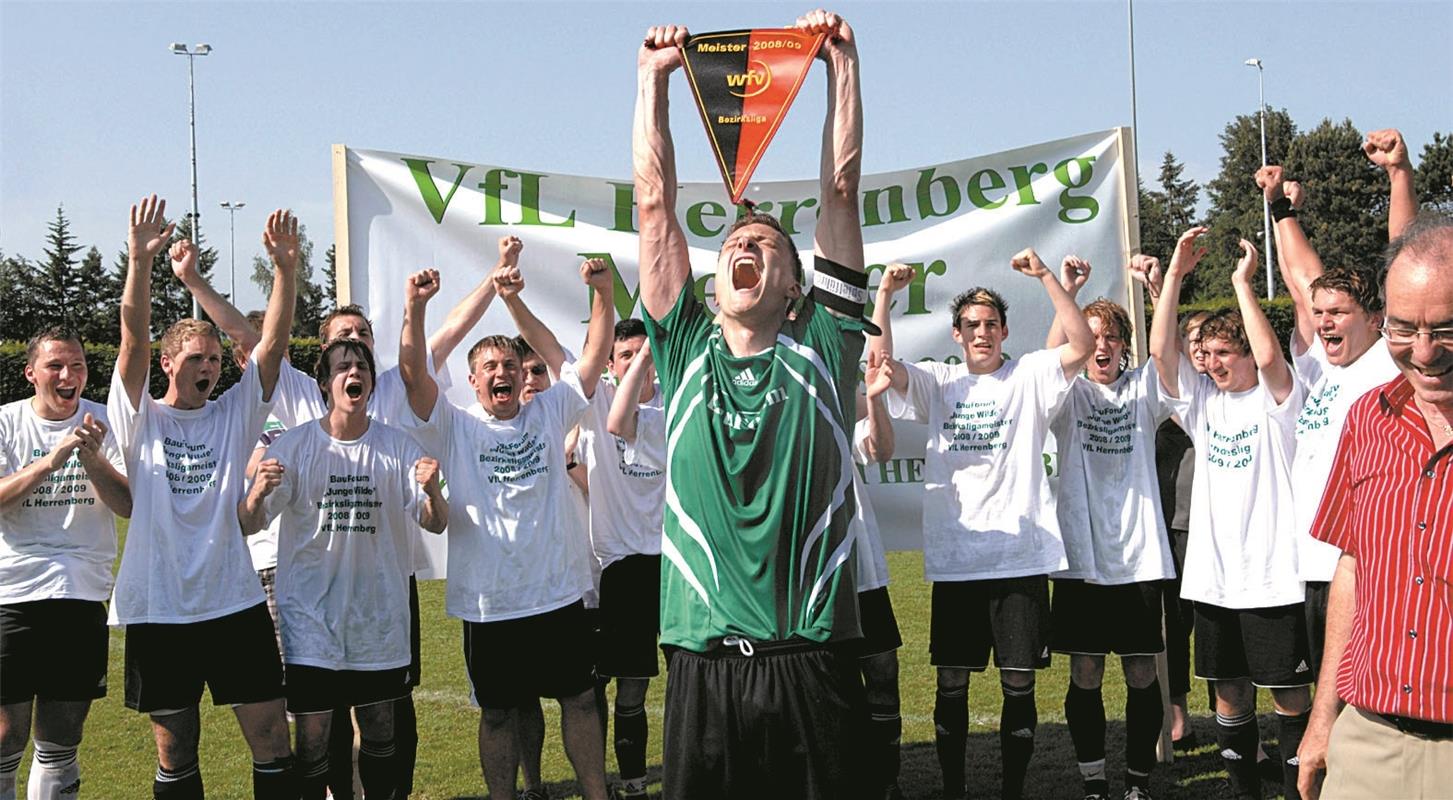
[732, 367, 759, 387]
[1295, 660, 1310, 673]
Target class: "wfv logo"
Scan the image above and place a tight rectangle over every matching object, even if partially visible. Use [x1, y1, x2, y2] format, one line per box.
[726, 61, 771, 98]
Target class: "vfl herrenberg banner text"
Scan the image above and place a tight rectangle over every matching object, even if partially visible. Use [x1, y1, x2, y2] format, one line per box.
[338, 129, 1135, 575]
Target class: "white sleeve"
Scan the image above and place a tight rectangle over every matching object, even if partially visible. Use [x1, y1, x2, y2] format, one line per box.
[1138, 362, 1176, 424]
[890, 360, 938, 423]
[1264, 366, 1307, 430]
[1292, 335, 1326, 391]
[272, 361, 323, 428]
[400, 395, 455, 465]
[1026, 348, 1076, 420]
[551, 364, 591, 430]
[106, 366, 145, 462]
[1167, 367, 1207, 434]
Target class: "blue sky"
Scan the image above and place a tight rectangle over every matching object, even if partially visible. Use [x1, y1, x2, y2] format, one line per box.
[3, 0, 1449, 313]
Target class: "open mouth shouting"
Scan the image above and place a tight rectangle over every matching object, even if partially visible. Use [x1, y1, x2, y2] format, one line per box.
[56, 386, 78, 401]
[489, 380, 514, 403]
[344, 377, 365, 400]
[731, 255, 762, 293]
[194, 378, 212, 394]
[1093, 353, 1113, 370]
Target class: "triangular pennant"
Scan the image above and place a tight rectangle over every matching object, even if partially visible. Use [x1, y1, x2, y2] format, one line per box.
[680, 29, 825, 205]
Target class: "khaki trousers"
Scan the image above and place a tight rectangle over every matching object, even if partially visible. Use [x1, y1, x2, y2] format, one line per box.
[1323, 705, 1453, 799]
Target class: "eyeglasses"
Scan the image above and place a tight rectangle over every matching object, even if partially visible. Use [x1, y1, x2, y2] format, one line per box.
[1381, 322, 1453, 345]
[527, 365, 548, 376]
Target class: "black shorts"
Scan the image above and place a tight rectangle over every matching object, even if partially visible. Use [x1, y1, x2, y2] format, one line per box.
[596, 554, 661, 679]
[1193, 601, 1314, 688]
[124, 602, 285, 713]
[406, 575, 422, 688]
[1050, 579, 1165, 656]
[462, 600, 596, 710]
[1304, 580, 1330, 679]
[284, 664, 413, 715]
[855, 587, 903, 658]
[662, 640, 866, 800]
[0, 599, 109, 705]
[930, 575, 1051, 671]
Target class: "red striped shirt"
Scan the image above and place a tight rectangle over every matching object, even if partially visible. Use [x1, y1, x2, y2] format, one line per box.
[1310, 375, 1453, 723]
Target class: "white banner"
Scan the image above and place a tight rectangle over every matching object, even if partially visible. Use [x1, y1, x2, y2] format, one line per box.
[337, 128, 1138, 577]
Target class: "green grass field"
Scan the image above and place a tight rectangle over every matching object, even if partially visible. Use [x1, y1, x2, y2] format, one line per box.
[14, 547, 1295, 799]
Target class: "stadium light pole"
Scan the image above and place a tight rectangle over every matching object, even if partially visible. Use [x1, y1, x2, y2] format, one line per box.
[171, 42, 212, 318]
[220, 201, 245, 301]
[1245, 57, 1275, 300]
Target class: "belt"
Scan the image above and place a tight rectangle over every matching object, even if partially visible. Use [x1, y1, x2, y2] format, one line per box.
[1375, 711, 1453, 740]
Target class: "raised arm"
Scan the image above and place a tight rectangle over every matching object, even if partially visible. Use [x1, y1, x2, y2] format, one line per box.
[255, 211, 300, 401]
[426, 235, 514, 366]
[1257, 167, 1320, 353]
[870, 262, 913, 358]
[607, 339, 654, 442]
[861, 350, 896, 463]
[634, 25, 692, 320]
[1013, 248, 1092, 377]
[400, 270, 442, 422]
[414, 456, 448, 534]
[1044, 255, 1091, 349]
[802, 10, 863, 271]
[118, 196, 175, 408]
[497, 262, 566, 374]
[1231, 239, 1292, 403]
[1150, 227, 1208, 398]
[171, 241, 259, 354]
[575, 259, 617, 398]
[1363, 128, 1417, 239]
[238, 456, 283, 537]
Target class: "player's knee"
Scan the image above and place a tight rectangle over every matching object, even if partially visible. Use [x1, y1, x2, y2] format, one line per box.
[1270, 686, 1311, 715]
[614, 678, 649, 708]
[935, 667, 968, 693]
[1069, 655, 1105, 689]
[1000, 669, 1035, 690]
[1121, 655, 1157, 688]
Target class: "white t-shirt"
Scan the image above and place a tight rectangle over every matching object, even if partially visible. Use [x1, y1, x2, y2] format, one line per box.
[1051, 363, 1177, 585]
[0, 398, 124, 603]
[406, 369, 593, 622]
[259, 421, 427, 670]
[1169, 367, 1305, 609]
[579, 381, 665, 569]
[271, 357, 446, 574]
[889, 349, 1074, 581]
[107, 357, 273, 624]
[850, 418, 890, 593]
[1291, 337, 1397, 582]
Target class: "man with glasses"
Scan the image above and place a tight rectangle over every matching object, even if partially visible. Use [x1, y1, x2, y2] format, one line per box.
[1296, 214, 1453, 800]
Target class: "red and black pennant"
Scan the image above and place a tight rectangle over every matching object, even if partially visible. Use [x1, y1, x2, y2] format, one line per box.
[680, 29, 825, 205]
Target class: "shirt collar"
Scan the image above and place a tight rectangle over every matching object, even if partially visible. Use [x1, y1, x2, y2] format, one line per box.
[1377, 374, 1416, 417]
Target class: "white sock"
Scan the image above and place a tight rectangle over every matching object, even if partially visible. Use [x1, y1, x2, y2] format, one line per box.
[28, 740, 79, 800]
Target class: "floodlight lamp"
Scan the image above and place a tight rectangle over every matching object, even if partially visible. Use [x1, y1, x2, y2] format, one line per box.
[1244, 58, 1262, 68]
[170, 43, 187, 53]
[195, 44, 212, 55]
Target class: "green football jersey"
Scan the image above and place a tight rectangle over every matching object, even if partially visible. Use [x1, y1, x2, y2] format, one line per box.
[644, 280, 866, 652]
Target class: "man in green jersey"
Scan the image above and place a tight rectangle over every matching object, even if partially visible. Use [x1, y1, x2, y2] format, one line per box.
[636, 9, 873, 799]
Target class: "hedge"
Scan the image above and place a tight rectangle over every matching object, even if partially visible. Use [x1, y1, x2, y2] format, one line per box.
[0, 339, 323, 407]
[0, 299, 1299, 406]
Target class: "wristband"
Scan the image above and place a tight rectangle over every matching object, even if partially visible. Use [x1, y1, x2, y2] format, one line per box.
[1270, 196, 1297, 222]
[809, 255, 882, 335]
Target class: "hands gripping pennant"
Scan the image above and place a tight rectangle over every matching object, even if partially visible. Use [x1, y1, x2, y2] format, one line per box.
[679, 28, 825, 205]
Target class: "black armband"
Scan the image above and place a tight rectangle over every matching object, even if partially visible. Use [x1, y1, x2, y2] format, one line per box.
[1270, 197, 1297, 222]
[810, 255, 882, 335]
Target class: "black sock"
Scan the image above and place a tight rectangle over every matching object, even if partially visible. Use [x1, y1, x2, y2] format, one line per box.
[1000, 680, 1038, 800]
[867, 700, 903, 790]
[300, 755, 329, 800]
[1125, 680, 1164, 783]
[1215, 709, 1261, 799]
[154, 760, 203, 800]
[1277, 711, 1310, 800]
[933, 685, 968, 796]
[614, 703, 649, 784]
[358, 737, 397, 800]
[252, 755, 296, 800]
[327, 706, 355, 800]
[1065, 683, 1107, 796]
[395, 695, 418, 797]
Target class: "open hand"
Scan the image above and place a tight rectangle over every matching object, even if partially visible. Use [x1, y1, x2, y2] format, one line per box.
[1168, 226, 1210, 276]
[1231, 239, 1259, 287]
[129, 195, 175, 263]
[262, 210, 301, 276]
